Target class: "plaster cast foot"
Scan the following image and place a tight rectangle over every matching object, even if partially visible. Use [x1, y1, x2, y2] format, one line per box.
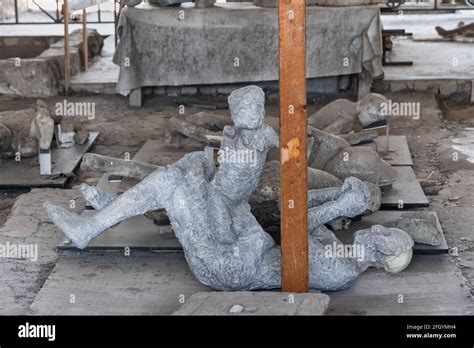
[44, 202, 98, 249]
[80, 183, 116, 210]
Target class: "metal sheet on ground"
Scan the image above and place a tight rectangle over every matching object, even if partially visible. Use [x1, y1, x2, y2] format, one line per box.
[381, 166, 429, 208]
[336, 210, 448, 254]
[356, 135, 413, 166]
[0, 132, 98, 189]
[57, 213, 182, 251]
[58, 140, 195, 251]
[374, 135, 413, 166]
[327, 254, 472, 315]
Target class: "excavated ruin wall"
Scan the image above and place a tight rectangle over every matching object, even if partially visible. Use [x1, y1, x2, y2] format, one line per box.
[0, 30, 104, 97]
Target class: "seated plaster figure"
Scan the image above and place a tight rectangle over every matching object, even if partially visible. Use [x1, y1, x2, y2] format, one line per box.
[45, 86, 413, 291]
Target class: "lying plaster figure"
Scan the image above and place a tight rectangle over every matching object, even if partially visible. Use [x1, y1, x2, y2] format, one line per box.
[45, 86, 413, 291]
[306, 127, 397, 187]
[307, 93, 389, 135]
[436, 21, 474, 39]
[166, 99, 396, 186]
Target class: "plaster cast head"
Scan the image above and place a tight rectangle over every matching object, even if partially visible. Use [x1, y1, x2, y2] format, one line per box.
[356, 93, 389, 127]
[354, 225, 414, 273]
[228, 85, 265, 130]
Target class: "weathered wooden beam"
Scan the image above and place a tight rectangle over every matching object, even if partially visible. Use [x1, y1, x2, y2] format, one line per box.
[83, 9, 88, 70]
[278, 0, 309, 292]
[63, 0, 70, 95]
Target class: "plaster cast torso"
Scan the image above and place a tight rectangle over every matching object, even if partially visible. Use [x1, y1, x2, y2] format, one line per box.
[162, 123, 280, 290]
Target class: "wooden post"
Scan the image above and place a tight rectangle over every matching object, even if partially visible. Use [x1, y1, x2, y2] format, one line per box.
[83, 9, 88, 70]
[63, 0, 70, 95]
[278, 0, 309, 293]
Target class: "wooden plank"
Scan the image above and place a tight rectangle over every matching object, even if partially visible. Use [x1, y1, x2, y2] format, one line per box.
[83, 9, 88, 70]
[53, 132, 99, 175]
[381, 166, 429, 209]
[278, 0, 309, 293]
[0, 132, 98, 189]
[336, 210, 448, 254]
[63, 0, 70, 95]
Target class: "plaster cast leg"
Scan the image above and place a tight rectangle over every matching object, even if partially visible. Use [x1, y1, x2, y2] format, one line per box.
[308, 189, 367, 230]
[45, 167, 179, 249]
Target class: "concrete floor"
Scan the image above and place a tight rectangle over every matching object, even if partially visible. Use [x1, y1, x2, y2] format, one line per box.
[71, 35, 119, 90]
[381, 10, 474, 82]
[384, 37, 474, 80]
[382, 10, 474, 40]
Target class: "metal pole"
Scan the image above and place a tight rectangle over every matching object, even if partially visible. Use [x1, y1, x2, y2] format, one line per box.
[83, 9, 88, 70]
[63, 0, 70, 95]
[14, 0, 19, 24]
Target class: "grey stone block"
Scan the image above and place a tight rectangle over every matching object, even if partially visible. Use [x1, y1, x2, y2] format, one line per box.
[129, 88, 143, 107]
[166, 86, 181, 97]
[152, 87, 166, 95]
[143, 87, 153, 95]
[172, 291, 330, 315]
[216, 85, 237, 95]
[180, 86, 198, 95]
[195, 0, 216, 8]
[311, 0, 385, 5]
[113, 6, 382, 96]
[199, 86, 217, 96]
[254, 0, 277, 7]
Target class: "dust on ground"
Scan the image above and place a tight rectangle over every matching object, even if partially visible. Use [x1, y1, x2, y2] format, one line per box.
[388, 91, 474, 298]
